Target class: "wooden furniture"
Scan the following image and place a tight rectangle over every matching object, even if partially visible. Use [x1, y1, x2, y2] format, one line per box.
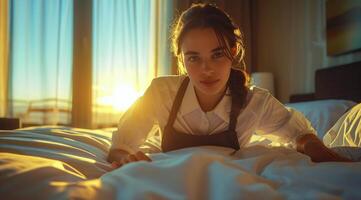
[290, 61, 361, 103]
[0, 117, 21, 130]
[19, 99, 71, 127]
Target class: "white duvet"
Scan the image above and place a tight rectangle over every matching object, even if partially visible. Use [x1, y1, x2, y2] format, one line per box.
[1, 127, 360, 200]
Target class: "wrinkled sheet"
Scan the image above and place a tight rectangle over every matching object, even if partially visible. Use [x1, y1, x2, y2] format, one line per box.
[1, 127, 361, 200]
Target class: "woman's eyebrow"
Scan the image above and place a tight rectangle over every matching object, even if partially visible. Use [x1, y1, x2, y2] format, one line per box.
[211, 47, 223, 52]
[185, 47, 223, 55]
[184, 51, 199, 55]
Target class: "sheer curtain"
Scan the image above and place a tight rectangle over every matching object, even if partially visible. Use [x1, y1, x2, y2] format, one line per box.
[0, 0, 9, 117]
[92, 0, 173, 127]
[9, 0, 73, 125]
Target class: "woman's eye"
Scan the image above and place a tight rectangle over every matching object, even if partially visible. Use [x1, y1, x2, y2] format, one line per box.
[212, 51, 224, 59]
[187, 56, 199, 62]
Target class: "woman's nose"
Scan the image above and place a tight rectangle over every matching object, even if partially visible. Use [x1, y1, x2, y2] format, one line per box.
[200, 60, 214, 75]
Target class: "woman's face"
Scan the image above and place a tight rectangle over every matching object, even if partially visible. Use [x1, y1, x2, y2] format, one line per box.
[180, 28, 232, 98]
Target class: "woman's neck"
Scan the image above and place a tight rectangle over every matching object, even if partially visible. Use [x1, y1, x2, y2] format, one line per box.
[194, 86, 227, 112]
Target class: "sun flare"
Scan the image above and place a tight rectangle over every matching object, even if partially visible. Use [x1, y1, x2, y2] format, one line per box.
[96, 84, 141, 112]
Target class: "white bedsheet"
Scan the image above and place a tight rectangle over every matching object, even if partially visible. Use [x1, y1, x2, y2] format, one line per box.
[1, 127, 361, 200]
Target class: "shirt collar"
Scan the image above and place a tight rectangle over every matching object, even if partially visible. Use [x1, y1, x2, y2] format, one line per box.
[179, 80, 200, 116]
[179, 80, 232, 123]
[212, 90, 232, 123]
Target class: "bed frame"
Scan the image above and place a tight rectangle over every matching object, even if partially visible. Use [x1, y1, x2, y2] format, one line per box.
[290, 60, 361, 103]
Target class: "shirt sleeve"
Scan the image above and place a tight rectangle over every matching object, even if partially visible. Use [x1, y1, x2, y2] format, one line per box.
[255, 92, 316, 147]
[110, 79, 160, 153]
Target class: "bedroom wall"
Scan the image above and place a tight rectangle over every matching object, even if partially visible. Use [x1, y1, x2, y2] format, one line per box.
[253, 0, 361, 103]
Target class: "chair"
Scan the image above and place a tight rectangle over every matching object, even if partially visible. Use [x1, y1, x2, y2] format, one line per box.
[19, 98, 71, 126]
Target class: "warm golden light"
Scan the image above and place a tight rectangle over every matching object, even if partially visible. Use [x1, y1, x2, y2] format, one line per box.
[96, 84, 141, 112]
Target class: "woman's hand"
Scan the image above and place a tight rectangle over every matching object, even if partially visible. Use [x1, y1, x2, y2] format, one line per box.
[296, 134, 353, 162]
[110, 151, 152, 170]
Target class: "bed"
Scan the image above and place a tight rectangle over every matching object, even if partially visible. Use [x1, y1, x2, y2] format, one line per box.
[1, 62, 361, 200]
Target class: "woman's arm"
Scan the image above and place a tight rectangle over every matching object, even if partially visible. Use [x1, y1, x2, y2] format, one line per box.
[108, 79, 162, 162]
[296, 134, 352, 162]
[253, 92, 352, 162]
[108, 148, 151, 170]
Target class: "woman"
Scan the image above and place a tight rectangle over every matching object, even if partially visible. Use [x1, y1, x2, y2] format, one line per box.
[108, 3, 350, 169]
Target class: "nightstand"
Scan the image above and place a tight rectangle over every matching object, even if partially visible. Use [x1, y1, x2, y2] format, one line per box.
[0, 118, 21, 130]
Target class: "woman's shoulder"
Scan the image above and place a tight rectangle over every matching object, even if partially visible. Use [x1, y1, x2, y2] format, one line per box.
[151, 75, 188, 89]
[145, 75, 187, 108]
[248, 85, 272, 98]
[243, 85, 278, 110]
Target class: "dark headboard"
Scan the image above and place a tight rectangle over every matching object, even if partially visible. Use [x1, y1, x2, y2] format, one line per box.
[290, 61, 361, 103]
[315, 61, 361, 102]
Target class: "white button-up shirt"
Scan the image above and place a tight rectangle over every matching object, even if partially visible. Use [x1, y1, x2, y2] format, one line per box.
[111, 75, 316, 153]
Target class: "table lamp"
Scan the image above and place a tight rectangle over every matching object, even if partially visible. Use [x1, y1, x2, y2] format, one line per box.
[251, 72, 275, 95]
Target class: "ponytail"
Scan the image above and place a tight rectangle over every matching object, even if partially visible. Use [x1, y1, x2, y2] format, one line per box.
[229, 68, 249, 108]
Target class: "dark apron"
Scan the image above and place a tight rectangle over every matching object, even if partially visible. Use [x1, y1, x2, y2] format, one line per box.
[161, 77, 241, 152]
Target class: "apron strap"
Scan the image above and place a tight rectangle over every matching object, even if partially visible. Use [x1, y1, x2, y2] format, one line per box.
[166, 76, 241, 134]
[228, 98, 241, 132]
[165, 77, 190, 129]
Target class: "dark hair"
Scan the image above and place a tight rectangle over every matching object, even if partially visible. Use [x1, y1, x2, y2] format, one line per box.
[171, 3, 250, 108]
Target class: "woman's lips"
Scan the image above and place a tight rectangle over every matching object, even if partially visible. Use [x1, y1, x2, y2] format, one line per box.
[200, 79, 220, 87]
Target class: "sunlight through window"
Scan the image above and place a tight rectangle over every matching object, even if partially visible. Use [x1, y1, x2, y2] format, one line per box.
[96, 84, 142, 112]
[92, 0, 153, 126]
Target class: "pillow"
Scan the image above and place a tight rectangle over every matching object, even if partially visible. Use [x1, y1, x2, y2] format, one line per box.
[286, 99, 356, 139]
[330, 146, 361, 162]
[323, 103, 361, 148]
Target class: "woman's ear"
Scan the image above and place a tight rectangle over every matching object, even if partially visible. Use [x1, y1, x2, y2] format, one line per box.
[231, 47, 237, 57]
